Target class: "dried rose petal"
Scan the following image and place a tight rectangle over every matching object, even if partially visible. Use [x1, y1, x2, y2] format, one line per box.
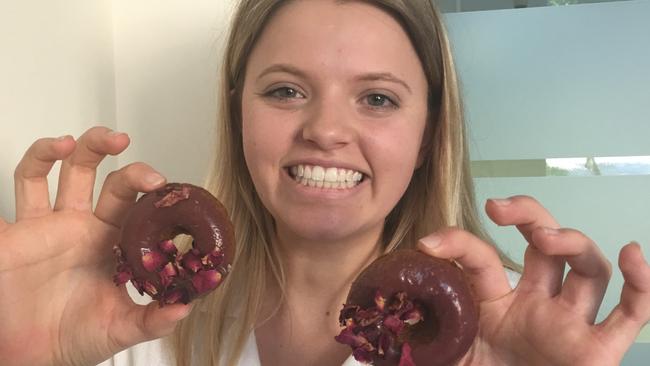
[356, 308, 382, 327]
[379, 333, 403, 361]
[398, 343, 415, 366]
[161, 262, 178, 277]
[159, 262, 179, 287]
[204, 249, 224, 267]
[154, 186, 191, 208]
[383, 314, 405, 334]
[163, 288, 186, 305]
[181, 249, 202, 273]
[403, 306, 424, 325]
[352, 347, 374, 364]
[176, 265, 188, 279]
[160, 273, 173, 288]
[389, 292, 408, 313]
[191, 269, 222, 294]
[113, 247, 133, 286]
[335, 327, 370, 349]
[158, 239, 178, 255]
[336, 291, 426, 365]
[113, 267, 132, 285]
[141, 249, 166, 272]
[143, 280, 159, 296]
[339, 304, 361, 325]
[374, 290, 386, 311]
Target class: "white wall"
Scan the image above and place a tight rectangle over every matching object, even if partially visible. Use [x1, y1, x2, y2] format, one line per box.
[0, 0, 116, 219]
[111, 0, 234, 185]
[450, 1, 650, 160]
[0, 0, 234, 219]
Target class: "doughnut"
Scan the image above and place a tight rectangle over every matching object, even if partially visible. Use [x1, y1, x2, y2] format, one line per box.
[335, 249, 478, 366]
[113, 183, 234, 306]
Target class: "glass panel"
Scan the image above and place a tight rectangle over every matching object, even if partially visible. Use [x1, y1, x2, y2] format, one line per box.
[472, 156, 650, 177]
[446, 1, 650, 361]
[438, 0, 635, 13]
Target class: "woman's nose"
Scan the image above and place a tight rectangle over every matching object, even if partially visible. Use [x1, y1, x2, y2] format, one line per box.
[300, 98, 354, 150]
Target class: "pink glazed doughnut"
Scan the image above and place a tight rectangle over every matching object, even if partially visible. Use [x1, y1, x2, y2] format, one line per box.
[113, 183, 234, 306]
[336, 249, 478, 366]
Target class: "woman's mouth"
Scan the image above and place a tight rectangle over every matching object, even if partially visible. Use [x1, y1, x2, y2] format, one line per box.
[288, 164, 365, 189]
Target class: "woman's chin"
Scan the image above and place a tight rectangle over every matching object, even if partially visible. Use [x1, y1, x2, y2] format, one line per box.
[277, 216, 380, 248]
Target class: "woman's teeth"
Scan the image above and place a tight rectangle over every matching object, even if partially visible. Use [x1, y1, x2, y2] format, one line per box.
[289, 164, 363, 189]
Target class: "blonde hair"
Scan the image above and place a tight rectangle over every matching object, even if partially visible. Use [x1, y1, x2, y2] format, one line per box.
[172, 1, 519, 365]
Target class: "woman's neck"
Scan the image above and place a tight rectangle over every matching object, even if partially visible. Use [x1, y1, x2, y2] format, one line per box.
[255, 224, 384, 365]
[275, 222, 384, 307]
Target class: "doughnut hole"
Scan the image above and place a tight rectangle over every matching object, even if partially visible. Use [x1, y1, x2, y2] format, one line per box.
[172, 233, 194, 254]
[403, 305, 437, 344]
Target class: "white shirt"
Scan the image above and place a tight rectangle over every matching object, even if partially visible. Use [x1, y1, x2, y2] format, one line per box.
[99, 270, 521, 366]
[98, 331, 363, 366]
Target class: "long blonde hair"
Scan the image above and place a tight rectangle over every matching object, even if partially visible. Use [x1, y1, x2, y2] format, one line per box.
[172, 1, 519, 365]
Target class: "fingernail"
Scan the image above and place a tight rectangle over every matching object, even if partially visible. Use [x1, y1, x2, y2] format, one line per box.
[145, 172, 165, 185]
[419, 234, 442, 250]
[490, 198, 512, 206]
[177, 303, 195, 320]
[57, 135, 71, 140]
[108, 130, 126, 137]
[542, 227, 560, 236]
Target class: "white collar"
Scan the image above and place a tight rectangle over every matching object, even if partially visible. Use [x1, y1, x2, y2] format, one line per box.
[237, 331, 362, 366]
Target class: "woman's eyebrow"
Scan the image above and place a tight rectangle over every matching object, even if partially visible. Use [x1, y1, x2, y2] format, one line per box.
[256, 64, 308, 80]
[256, 65, 412, 94]
[355, 72, 412, 94]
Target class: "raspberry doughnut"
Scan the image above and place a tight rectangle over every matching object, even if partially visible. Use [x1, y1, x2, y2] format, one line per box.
[335, 249, 478, 366]
[113, 183, 234, 306]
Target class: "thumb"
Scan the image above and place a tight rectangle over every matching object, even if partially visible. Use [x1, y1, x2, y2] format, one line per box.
[114, 302, 193, 347]
[417, 227, 511, 302]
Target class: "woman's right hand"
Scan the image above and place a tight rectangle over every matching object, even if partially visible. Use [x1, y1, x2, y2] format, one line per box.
[0, 127, 193, 366]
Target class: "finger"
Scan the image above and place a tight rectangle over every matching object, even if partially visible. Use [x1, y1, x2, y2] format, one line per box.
[418, 227, 512, 302]
[598, 242, 650, 350]
[486, 196, 565, 296]
[95, 163, 166, 228]
[54, 127, 130, 211]
[532, 227, 612, 323]
[14, 135, 76, 220]
[486, 196, 561, 242]
[112, 302, 193, 350]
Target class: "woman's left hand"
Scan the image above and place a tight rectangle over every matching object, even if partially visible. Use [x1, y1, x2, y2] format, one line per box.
[418, 195, 650, 366]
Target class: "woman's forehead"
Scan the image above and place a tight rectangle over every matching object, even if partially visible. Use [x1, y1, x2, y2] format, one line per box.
[246, 0, 426, 89]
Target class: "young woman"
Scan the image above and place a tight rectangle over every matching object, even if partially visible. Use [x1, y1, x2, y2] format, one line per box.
[1, 1, 648, 365]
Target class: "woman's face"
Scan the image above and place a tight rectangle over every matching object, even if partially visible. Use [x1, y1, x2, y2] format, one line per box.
[241, 0, 429, 243]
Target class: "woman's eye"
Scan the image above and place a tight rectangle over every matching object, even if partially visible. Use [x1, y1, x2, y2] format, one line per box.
[266, 86, 304, 100]
[365, 94, 397, 109]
